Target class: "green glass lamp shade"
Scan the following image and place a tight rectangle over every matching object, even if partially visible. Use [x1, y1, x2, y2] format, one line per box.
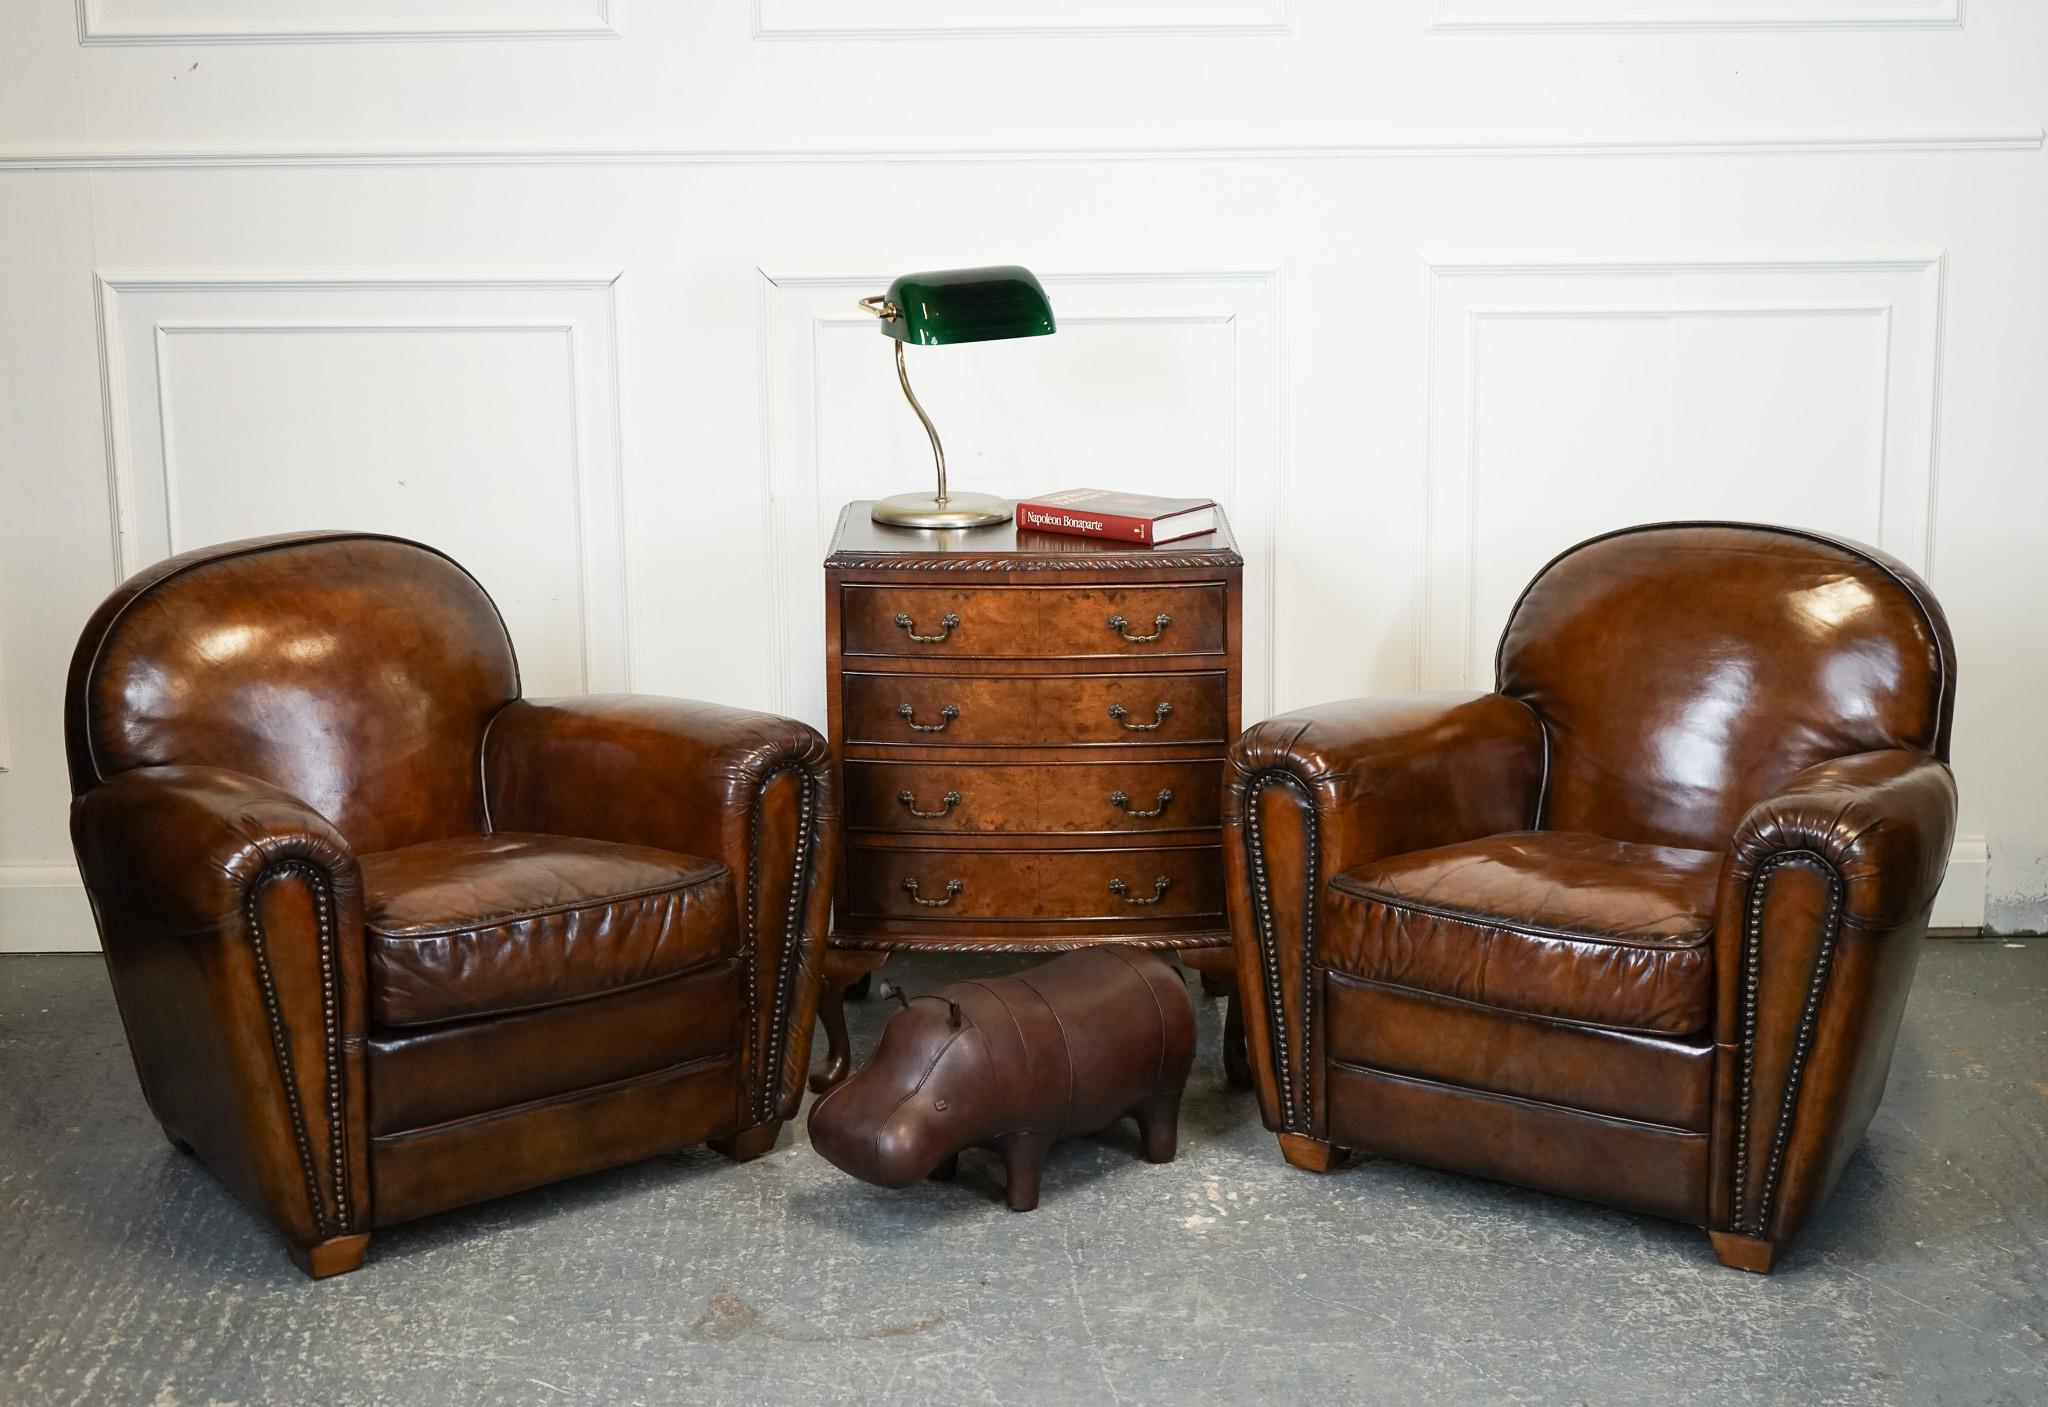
[878, 265, 1057, 346]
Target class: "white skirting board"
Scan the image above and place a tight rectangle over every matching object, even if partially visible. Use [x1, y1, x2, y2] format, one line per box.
[0, 838, 1998, 953]
[0, 866, 99, 953]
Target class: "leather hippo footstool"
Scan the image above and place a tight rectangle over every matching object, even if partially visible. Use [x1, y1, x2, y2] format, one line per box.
[806, 948, 1196, 1211]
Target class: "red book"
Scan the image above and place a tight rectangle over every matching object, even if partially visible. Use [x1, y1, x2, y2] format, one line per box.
[1015, 488, 1219, 546]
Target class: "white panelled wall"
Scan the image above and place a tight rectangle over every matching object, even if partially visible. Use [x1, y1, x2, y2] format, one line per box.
[1, 5, 2043, 948]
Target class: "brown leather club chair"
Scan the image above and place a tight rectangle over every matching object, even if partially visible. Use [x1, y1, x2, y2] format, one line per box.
[66, 532, 838, 1278]
[1224, 523, 1957, 1272]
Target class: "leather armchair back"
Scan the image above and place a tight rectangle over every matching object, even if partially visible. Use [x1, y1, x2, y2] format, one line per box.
[65, 532, 520, 854]
[1495, 523, 1955, 852]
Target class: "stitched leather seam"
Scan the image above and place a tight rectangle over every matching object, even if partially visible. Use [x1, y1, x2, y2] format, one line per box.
[1327, 878, 1714, 953]
[244, 860, 350, 1240]
[1732, 849, 1846, 1240]
[368, 1050, 734, 1144]
[364, 868, 728, 939]
[368, 952, 740, 1030]
[1240, 768, 1318, 1134]
[1323, 968, 1714, 1042]
[1330, 1060, 1708, 1141]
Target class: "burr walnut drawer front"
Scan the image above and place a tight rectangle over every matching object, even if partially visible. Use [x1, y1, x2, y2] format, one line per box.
[846, 760, 1224, 834]
[846, 846, 1225, 922]
[842, 672, 1228, 747]
[842, 585, 1227, 659]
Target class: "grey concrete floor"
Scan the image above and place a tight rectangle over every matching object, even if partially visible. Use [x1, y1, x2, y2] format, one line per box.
[2, 942, 2044, 1407]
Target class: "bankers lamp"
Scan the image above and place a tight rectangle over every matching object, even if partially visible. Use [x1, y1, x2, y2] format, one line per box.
[859, 265, 1056, 529]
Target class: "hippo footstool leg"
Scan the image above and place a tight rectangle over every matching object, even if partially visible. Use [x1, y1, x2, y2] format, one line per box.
[1131, 1090, 1182, 1163]
[1000, 1133, 1053, 1212]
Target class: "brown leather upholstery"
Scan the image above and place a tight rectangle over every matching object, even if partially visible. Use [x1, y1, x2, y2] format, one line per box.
[1225, 522, 1957, 1272]
[1326, 832, 1719, 1036]
[66, 531, 837, 1277]
[360, 833, 733, 1028]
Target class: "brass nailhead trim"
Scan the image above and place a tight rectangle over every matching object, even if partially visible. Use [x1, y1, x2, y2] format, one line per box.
[745, 761, 822, 1124]
[243, 860, 349, 1239]
[1732, 849, 1846, 1239]
[1240, 769, 1318, 1132]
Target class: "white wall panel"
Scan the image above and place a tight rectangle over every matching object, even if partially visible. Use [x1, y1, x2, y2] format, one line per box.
[96, 272, 629, 696]
[2, 4, 2043, 946]
[1420, 257, 1944, 688]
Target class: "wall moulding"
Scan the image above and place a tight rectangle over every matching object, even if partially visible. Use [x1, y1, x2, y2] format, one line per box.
[92, 268, 632, 693]
[1430, 0, 1963, 31]
[1416, 254, 1946, 692]
[1, 129, 2041, 172]
[755, 0, 1292, 39]
[76, 0, 617, 44]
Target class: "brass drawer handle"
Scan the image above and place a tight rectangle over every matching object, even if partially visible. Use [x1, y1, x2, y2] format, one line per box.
[1108, 702, 1173, 732]
[895, 611, 961, 644]
[897, 703, 959, 733]
[898, 788, 962, 819]
[1108, 612, 1172, 644]
[903, 877, 964, 908]
[1109, 876, 1172, 906]
[1110, 788, 1174, 819]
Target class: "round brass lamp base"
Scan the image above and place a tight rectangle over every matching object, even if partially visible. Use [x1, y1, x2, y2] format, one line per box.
[870, 491, 1011, 530]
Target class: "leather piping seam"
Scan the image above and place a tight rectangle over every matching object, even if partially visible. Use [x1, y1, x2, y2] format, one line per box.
[1732, 848, 1847, 1239]
[77, 530, 520, 790]
[1329, 1060, 1708, 1141]
[1325, 878, 1714, 954]
[825, 934, 1231, 953]
[364, 869, 728, 939]
[1239, 767, 1318, 1133]
[368, 1050, 734, 1144]
[1322, 968, 1715, 1043]
[244, 860, 350, 1239]
[746, 758, 822, 1124]
[1490, 520, 1952, 759]
[368, 952, 741, 1031]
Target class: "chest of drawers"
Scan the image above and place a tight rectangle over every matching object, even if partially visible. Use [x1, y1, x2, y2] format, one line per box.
[811, 502, 1245, 1088]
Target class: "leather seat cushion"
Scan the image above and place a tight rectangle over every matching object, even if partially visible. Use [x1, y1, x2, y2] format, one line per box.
[361, 832, 735, 1028]
[1323, 831, 1720, 1036]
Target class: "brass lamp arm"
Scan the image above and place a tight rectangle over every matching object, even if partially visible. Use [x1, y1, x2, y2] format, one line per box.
[894, 340, 949, 507]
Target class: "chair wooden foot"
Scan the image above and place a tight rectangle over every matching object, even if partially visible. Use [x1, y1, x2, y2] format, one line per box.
[1277, 1132, 1351, 1173]
[710, 1122, 782, 1163]
[1709, 1230, 1777, 1274]
[288, 1233, 370, 1280]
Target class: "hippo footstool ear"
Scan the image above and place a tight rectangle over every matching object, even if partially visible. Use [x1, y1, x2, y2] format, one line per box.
[806, 949, 1197, 1211]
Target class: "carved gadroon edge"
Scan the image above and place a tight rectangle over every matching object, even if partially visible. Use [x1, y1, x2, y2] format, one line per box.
[745, 760, 823, 1125]
[1732, 849, 1847, 1239]
[1239, 769, 1317, 1134]
[825, 934, 1230, 955]
[825, 551, 1244, 573]
[244, 861, 351, 1240]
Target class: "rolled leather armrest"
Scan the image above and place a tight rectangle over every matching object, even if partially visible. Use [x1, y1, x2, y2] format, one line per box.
[1712, 749, 1958, 1250]
[72, 764, 360, 931]
[70, 765, 369, 1261]
[1222, 692, 1546, 1136]
[482, 695, 840, 1125]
